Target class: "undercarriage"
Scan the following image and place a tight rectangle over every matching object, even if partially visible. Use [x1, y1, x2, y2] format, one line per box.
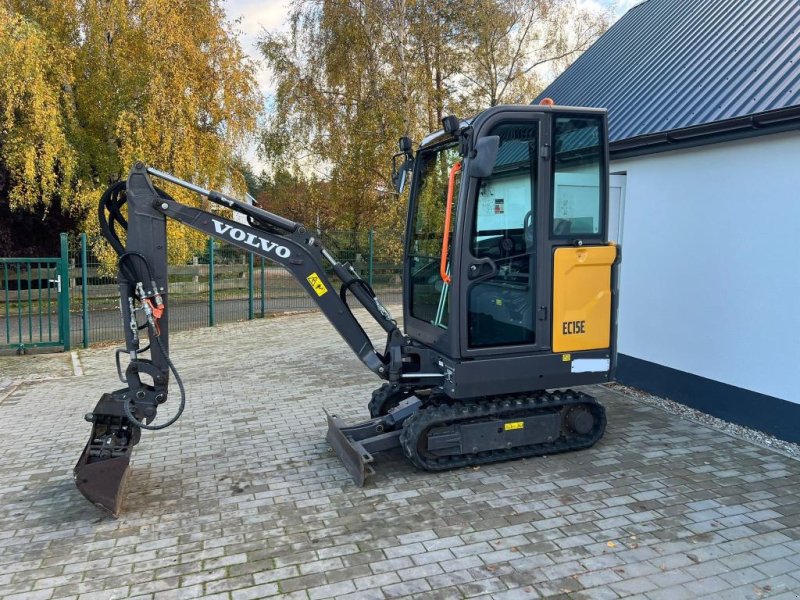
[327, 388, 605, 486]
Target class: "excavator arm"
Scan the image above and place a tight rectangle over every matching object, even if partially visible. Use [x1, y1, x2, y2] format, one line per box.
[74, 163, 403, 515]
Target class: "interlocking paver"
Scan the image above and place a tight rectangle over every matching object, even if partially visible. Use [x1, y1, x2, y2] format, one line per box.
[1, 307, 799, 600]
[382, 578, 431, 597]
[492, 586, 540, 599]
[307, 579, 356, 599]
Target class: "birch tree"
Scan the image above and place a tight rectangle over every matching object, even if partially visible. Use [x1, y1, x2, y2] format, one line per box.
[0, 1, 261, 258]
[259, 0, 609, 231]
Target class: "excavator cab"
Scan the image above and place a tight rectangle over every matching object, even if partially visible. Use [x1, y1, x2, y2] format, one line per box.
[332, 104, 617, 483]
[401, 105, 616, 396]
[75, 103, 618, 516]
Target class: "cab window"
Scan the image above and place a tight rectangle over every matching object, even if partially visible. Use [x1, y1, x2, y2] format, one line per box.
[552, 116, 603, 237]
[468, 123, 538, 348]
[408, 143, 461, 328]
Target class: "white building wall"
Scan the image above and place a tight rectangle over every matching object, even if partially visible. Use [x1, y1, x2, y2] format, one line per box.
[611, 131, 800, 404]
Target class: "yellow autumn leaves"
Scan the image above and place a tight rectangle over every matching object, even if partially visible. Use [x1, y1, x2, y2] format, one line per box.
[0, 9, 76, 215]
[1, 0, 610, 264]
[0, 0, 261, 262]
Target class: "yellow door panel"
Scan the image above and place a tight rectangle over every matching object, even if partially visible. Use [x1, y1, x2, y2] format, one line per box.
[552, 245, 616, 352]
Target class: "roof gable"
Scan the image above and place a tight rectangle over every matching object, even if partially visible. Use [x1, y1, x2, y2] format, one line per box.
[535, 0, 800, 146]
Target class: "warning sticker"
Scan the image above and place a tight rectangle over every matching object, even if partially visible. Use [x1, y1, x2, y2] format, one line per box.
[504, 421, 524, 431]
[306, 272, 328, 296]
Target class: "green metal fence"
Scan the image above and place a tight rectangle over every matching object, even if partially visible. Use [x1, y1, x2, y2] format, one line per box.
[1, 234, 71, 353]
[53, 229, 404, 348]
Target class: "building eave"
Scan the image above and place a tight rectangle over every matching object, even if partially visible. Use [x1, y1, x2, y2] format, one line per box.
[610, 105, 800, 160]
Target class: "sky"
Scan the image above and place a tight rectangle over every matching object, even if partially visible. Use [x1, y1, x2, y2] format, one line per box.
[225, 0, 642, 171]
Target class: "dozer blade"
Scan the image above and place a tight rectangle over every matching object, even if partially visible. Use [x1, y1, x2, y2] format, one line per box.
[325, 409, 408, 486]
[73, 393, 140, 517]
[325, 411, 375, 486]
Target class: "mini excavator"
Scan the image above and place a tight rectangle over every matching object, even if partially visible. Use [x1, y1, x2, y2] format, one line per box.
[74, 104, 620, 516]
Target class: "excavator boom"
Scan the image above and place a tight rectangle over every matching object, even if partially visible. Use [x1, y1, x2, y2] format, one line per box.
[75, 163, 407, 514]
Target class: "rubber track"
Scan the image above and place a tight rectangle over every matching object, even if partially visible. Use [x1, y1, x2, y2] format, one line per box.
[399, 390, 606, 471]
[368, 383, 414, 418]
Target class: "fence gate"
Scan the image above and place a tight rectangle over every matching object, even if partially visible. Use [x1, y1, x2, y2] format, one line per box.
[0, 234, 70, 353]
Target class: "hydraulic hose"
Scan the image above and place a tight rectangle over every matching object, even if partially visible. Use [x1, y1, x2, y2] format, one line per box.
[123, 332, 186, 431]
[98, 181, 128, 255]
[118, 252, 156, 287]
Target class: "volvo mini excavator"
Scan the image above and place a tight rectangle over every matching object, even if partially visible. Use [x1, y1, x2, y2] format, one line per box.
[74, 103, 620, 516]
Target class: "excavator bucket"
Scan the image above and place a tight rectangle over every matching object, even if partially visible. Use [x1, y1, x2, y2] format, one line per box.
[74, 448, 131, 517]
[73, 394, 140, 517]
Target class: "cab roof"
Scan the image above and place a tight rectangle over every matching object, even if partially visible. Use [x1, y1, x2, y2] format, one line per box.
[418, 104, 607, 150]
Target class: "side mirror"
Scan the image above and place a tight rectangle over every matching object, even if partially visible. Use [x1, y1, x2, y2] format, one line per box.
[392, 153, 413, 195]
[398, 136, 412, 154]
[467, 135, 500, 178]
[392, 137, 414, 195]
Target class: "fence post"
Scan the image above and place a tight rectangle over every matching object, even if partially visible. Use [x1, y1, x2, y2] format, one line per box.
[3, 262, 9, 346]
[80, 233, 89, 348]
[59, 233, 71, 351]
[248, 252, 254, 320]
[260, 257, 266, 318]
[368, 229, 374, 287]
[208, 238, 215, 327]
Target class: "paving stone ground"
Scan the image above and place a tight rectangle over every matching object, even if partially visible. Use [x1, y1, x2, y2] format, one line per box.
[0, 351, 74, 386]
[1, 307, 799, 600]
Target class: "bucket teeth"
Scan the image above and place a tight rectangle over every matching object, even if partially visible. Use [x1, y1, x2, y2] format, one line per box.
[73, 393, 140, 517]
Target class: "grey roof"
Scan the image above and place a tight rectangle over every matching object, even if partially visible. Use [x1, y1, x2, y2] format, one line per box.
[535, 0, 800, 145]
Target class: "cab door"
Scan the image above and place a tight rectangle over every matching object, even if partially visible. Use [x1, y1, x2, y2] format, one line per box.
[459, 115, 551, 357]
[404, 138, 463, 350]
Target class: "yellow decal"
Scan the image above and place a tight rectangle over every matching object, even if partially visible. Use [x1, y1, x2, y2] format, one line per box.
[562, 353, 572, 362]
[495, 298, 503, 306]
[306, 272, 328, 297]
[552, 245, 616, 352]
[504, 421, 524, 431]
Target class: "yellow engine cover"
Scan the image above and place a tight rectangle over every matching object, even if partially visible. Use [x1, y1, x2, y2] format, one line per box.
[552, 245, 616, 352]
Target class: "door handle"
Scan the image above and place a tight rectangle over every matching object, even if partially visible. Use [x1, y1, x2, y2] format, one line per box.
[467, 258, 498, 281]
[439, 161, 462, 284]
[48, 275, 62, 293]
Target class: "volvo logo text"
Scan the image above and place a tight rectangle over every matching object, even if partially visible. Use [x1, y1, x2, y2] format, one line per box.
[211, 219, 291, 259]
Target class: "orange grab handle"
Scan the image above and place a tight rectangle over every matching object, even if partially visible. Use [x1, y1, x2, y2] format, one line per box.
[440, 161, 462, 285]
